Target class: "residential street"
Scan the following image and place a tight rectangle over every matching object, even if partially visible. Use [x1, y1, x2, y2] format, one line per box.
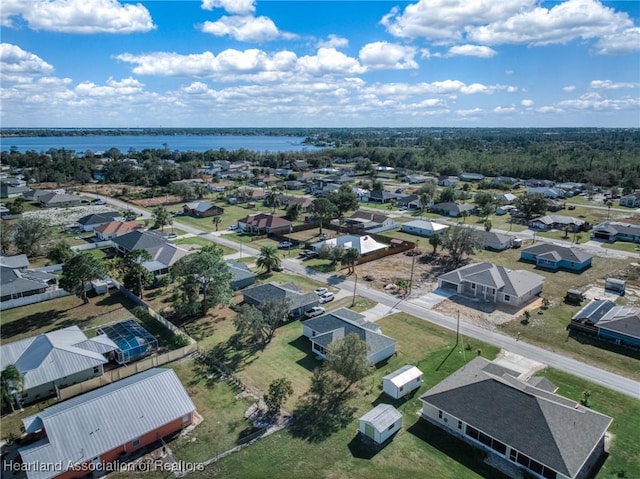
[93, 193, 640, 399]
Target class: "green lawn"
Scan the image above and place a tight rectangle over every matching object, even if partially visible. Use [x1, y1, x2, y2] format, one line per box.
[174, 236, 235, 255]
[601, 241, 640, 253]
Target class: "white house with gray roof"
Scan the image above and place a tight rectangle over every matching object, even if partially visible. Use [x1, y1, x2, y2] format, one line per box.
[520, 243, 593, 272]
[0, 326, 118, 404]
[420, 357, 612, 479]
[619, 192, 640, 208]
[18, 368, 196, 479]
[301, 307, 396, 363]
[591, 221, 640, 244]
[437, 262, 544, 308]
[529, 215, 585, 232]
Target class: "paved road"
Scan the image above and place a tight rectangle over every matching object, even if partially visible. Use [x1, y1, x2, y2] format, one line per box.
[93, 194, 640, 399]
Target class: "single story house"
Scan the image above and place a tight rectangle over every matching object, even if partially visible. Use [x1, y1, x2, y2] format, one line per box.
[284, 180, 305, 190]
[496, 193, 518, 205]
[619, 192, 640, 208]
[520, 243, 593, 272]
[571, 299, 640, 349]
[431, 202, 475, 218]
[278, 195, 313, 212]
[382, 365, 423, 399]
[358, 404, 402, 447]
[242, 282, 318, 318]
[496, 204, 517, 216]
[182, 201, 224, 218]
[400, 220, 449, 238]
[1, 266, 57, 302]
[363, 189, 398, 204]
[437, 262, 545, 308]
[438, 176, 460, 187]
[491, 176, 518, 186]
[524, 179, 554, 188]
[238, 213, 292, 234]
[460, 172, 485, 182]
[76, 211, 122, 232]
[404, 174, 434, 184]
[94, 221, 143, 240]
[473, 230, 513, 251]
[111, 230, 191, 275]
[345, 211, 395, 230]
[396, 194, 424, 210]
[311, 234, 387, 256]
[526, 187, 566, 199]
[529, 215, 585, 232]
[0, 253, 29, 270]
[420, 357, 612, 479]
[111, 230, 167, 255]
[38, 192, 83, 208]
[227, 259, 257, 290]
[0, 184, 30, 198]
[591, 221, 640, 243]
[0, 325, 118, 404]
[18, 368, 196, 479]
[301, 307, 396, 363]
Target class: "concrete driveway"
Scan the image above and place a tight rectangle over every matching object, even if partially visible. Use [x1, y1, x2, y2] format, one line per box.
[410, 287, 456, 310]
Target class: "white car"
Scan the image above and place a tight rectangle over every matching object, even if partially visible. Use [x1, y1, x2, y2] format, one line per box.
[318, 292, 335, 304]
[278, 241, 293, 249]
[228, 224, 239, 231]
[314, 287, 328, 296]
[304, 306, 326, 318]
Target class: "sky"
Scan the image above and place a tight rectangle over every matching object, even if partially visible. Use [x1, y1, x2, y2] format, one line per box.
[1, 0, 639, 128]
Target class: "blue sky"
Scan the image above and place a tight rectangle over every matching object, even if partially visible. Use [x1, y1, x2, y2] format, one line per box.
[1, 0, 639, 128]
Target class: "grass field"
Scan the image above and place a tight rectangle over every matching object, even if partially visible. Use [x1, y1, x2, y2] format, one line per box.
[173, 236, 235, 255]
[602, 241, 640, 253]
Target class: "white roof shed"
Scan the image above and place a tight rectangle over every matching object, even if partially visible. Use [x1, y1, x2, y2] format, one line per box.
[382, 365, 423, 399]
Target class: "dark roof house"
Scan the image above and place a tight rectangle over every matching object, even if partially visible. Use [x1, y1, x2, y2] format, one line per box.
[1, 266, 57, 302]
[520, 243, 593, 272]
[242, 282, 318, 318]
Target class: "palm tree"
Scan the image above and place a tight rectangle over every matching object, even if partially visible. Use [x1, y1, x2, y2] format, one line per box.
[265, 187, 282, 213]
[256, 246, 281, 273]
[212, 215, 222, 231]
[419, 192, 431, 214]
[153, 206, 172, 232]
[1, 365, 24, 412]
[341, 247, 361, 275]
[483, 219, 492, 232]
[429, 232, 442, 256]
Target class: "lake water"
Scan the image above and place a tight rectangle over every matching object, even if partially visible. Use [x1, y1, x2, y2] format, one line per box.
[0, 134, 324, 153]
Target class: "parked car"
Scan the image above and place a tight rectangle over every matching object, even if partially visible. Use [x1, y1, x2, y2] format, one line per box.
[318, 292, 335, 304]
[304, 306, 326, 318]
[278, 241, 293, 249]
[92, 199, 106, 205]
[228, 224, 239, 230]
[314, 287, 328, 296]
[165, 232, 178, 239]
[272, 265, 283, 272]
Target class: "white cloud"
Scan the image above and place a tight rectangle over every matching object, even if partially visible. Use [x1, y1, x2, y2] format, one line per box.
[201, 15, 294, 43]
[521, 99, 534, 107]
[0, 43, 54, 75]
[505, 70, 514, 75]
[563, 85, 577, 92]
[381, 0, 534, 41]
[364, 80, 517, 97]
[2, 0, 155, 34]
[493, 105, 517, 114]
[589, 80, 640, 90]
[317, 34, 349, 49]
[75, 77, 145, 97]
[358, 42, 418, 70]
[201, 0, 255, 15]
[446, 44, 497, 58]
[557, 92, 640, 111]
[593, 27, 640, 55]
[456, 108, 484, 117]
[298, 48, 365, 75]
[468, 0, 636, 48]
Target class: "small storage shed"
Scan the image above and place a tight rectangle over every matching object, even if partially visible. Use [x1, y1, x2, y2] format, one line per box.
[605, 278, 626, 295]
[359, 403, 402, 447]
[382, 365, 423, 399]
[91, 279, 109, 295]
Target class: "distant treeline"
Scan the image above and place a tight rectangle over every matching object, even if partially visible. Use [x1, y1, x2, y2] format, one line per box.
[1, 128, 639, 190]
[0, 128, 318, 138]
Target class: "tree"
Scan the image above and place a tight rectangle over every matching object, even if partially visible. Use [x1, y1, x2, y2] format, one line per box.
[0, 221, 13, 254]
[514, 193, 547, 220]
[153, 206, 172, 232]
[47, 240, 73, 264]
[260, 298, 291, 342]
[256, 245, 281, 273]
[8, 197, 25, 215]
[341, 247, 360, 274]
[310, 197, 338, 235]
[264, 378, 294, 418]
[327, 184, 359, 218]
[419, 191, 432, 213]
[442, 225, 481, 266]
[318, 244, 344, 266]
[429, 232, 442, 255]
[1, 365, 24, 412]
[396, 279, 411, 296]
[480, 202, 494, 219]
[122, 249, 153, 299]
[437, 186, 456, 204]
[14, 217, 49, 257]
[474, 192, 494, 209]
[265, 187, 282, 213]
[483, 219, 492, 232]
[285, 202, 302, 221]
[172, 245, 232, 318]
[323, 333, 371, 397]
[212, 215, 222, 231]
[233, 303, 266, 345]
[59, 252, 107, 303]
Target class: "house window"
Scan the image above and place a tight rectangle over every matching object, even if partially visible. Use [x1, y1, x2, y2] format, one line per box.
[132, 437, 140, 448]
[387, 424, 395, 431]
[457, 420, 462, 430]
[93, 366, 100, 374]
[438, 410, 443, 419]
[491, 289, 496, 294]
[470, 283, 476, 290]
[399, 386, 404, 391]
[504, 295, 511, 302]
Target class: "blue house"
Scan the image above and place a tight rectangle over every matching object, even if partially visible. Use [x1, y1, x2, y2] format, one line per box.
[520, 243, 593, 272]
[572, 300, 640, 349]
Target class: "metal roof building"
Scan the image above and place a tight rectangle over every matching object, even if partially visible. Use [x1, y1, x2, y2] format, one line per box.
[19, 368, 196, 479]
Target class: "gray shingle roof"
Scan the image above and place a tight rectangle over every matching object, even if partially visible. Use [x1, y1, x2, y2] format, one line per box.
[0, 326, 116, 390]
[421, 357, 612, 478]
[227, 259, 256, 284]
[19, 368, 196, 479]
[77, 211, 121, 226]
[593, 221, 640, 237]
[242, 282, 317, 311]
[303, 308, 395, 362]
[473, 230, 512, 250]
[522, 243, 593, 263]
[111, 230, 167, 252]
[0, 254, 29, 269]
[0, 266, 56, 298]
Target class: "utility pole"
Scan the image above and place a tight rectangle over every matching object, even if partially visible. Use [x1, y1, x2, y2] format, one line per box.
[409, 240, 418, 296]
[456, 310, 460, 346]
[352, 272, 358, 307]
